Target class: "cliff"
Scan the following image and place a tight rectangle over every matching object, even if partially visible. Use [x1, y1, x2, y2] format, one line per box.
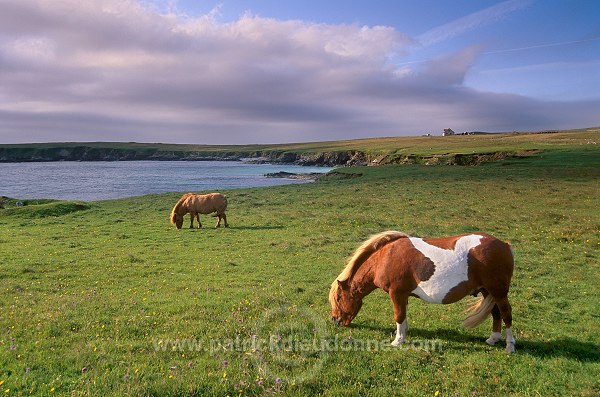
[2, 129, 596, 166]
[0, 144, 533, 166]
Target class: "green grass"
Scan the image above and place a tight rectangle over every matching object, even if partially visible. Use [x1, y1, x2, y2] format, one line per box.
[1, 145, 599, 396]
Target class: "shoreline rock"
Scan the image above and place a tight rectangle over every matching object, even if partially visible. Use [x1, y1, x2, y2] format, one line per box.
[263, 171, 323, 180]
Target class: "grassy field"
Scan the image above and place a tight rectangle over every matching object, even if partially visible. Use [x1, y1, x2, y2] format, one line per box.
[1, 137, 599, 396]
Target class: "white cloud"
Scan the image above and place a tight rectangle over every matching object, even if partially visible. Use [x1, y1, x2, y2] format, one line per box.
[0, 0, 597, 144]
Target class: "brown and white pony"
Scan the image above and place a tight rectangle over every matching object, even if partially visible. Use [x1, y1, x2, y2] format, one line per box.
[330, 231, 516, 353]
[170, 192, 229, 229]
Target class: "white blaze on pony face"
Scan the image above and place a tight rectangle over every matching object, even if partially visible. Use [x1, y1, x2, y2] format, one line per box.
[409, 234, 483, 303]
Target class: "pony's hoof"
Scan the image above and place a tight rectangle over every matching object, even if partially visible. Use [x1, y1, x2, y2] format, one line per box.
[391, 339, 405, 346]
[506, 343, 516, 354]
[486, 332, 504, 346]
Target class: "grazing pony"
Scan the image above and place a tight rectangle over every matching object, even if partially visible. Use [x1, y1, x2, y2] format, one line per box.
[330, 231, 516, 353]
[170, 193, 229, 229]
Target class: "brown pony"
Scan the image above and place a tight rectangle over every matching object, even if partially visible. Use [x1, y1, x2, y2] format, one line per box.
[330, 231, 516, 353]
[170, 192, 229, 229]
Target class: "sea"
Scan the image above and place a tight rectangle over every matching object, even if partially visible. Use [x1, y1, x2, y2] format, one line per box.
[0, 161, 333, 201]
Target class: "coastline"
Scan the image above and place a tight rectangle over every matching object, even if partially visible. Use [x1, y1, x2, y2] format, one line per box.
[0, 144, 534, 167]
[1, 129, 597, 166]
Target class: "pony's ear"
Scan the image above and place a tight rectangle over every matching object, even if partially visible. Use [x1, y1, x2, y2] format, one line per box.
[337, 279, 348, 289]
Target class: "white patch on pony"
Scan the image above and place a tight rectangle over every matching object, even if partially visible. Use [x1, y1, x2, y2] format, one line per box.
[409, 234, 483, 303]
[391, 318, 408, 346]
[486, 332, 504, 346]
[505, 326, 516, 353]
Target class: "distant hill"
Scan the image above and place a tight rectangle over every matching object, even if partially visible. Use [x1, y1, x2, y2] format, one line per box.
[0, 127, 598, 166]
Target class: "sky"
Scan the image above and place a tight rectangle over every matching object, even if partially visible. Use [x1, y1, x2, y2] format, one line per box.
[1, 0, 599, 144]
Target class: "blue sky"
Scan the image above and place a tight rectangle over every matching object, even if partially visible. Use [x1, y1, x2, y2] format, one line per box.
[0, 0, 598, 143]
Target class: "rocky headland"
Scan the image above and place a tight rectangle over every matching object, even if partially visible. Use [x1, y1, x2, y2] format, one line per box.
[0, 144, 534, 167]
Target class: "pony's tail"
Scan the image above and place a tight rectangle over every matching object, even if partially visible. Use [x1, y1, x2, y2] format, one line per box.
[463, 295, 495, 328]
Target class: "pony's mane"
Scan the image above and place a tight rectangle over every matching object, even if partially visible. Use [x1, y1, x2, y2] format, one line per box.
[329, 231, 409, 309]
[170, 193, 192, 224]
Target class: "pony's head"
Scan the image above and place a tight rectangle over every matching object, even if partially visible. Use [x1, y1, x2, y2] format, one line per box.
[170, 210, 184, 229]
[329, 279, 362, 326]
[170, 194, 191, 229]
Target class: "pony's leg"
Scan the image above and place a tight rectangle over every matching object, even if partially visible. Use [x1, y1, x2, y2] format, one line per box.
[390, 292, 408, 346]
[215, 214, 222, 228]
[486, 304, 504, 346]
[196, 214, 202, 228]
[189, 213, 194, 228]
[493, 295, 516, 353]
[223, 213, 229, 228]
